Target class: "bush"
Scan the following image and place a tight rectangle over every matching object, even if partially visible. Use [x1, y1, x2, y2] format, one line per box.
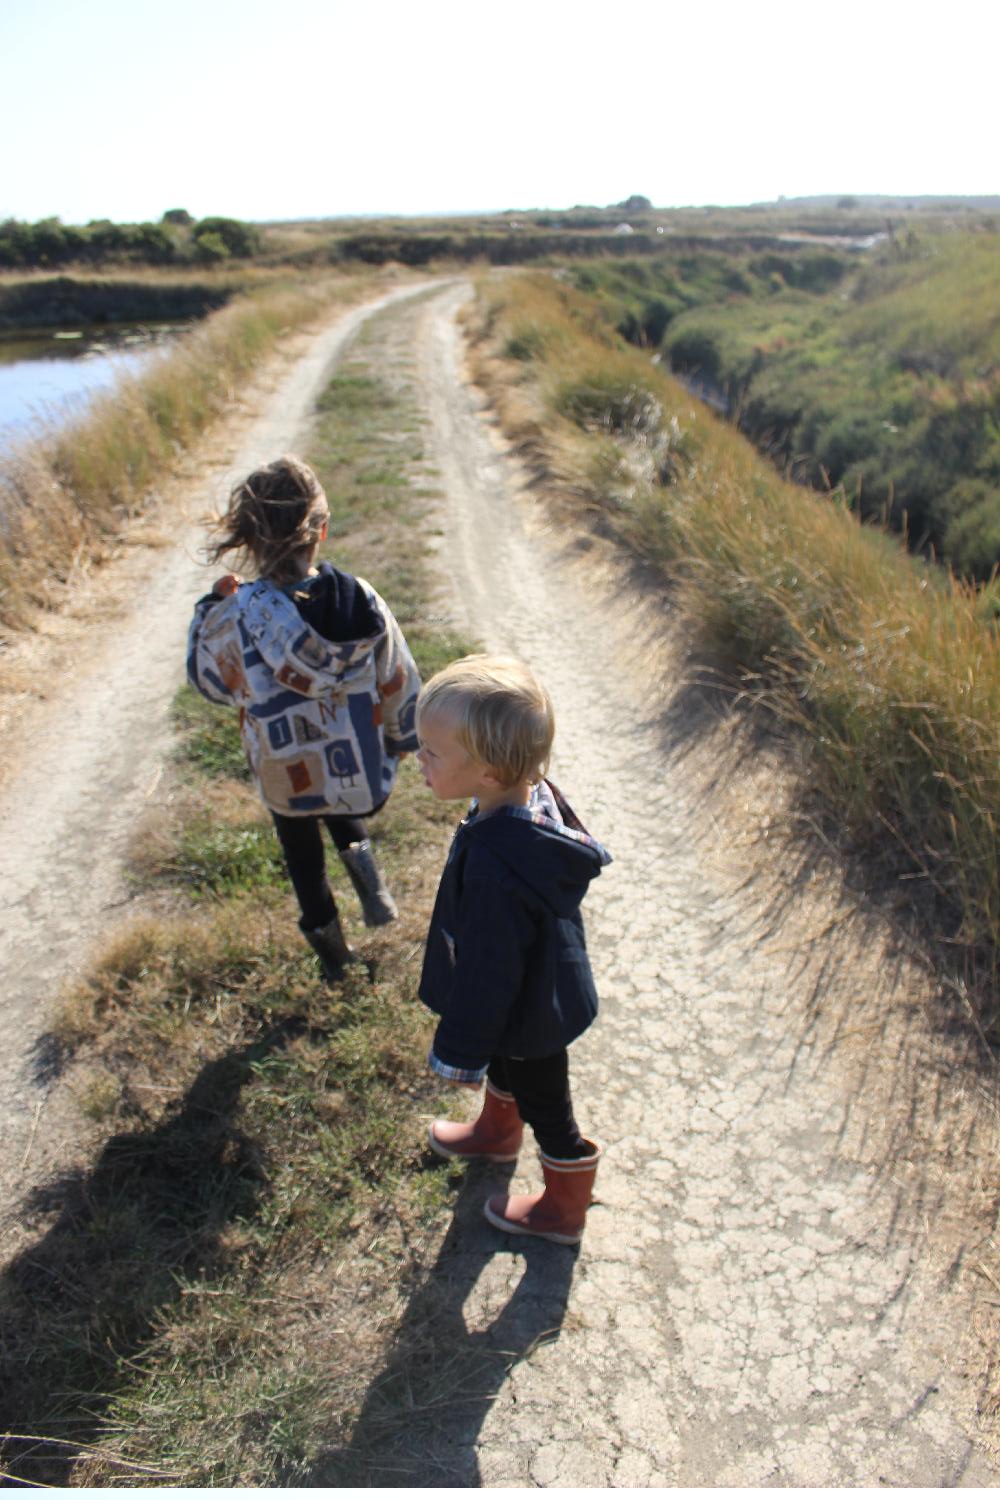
[814, 412, 887, 478]
[194, 231, 231, 263]
[943, 482, 1000, 577]
[193, 217, 261, 259]
[556, 373, 663, 435]
[503, 325, 547, 361]
[667, 327, 722, 382]
[618, 297, 676, 349]
[0, 212, 263, 269]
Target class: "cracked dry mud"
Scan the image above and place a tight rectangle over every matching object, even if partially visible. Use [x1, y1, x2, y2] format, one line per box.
[2, 281, 1000, 1488]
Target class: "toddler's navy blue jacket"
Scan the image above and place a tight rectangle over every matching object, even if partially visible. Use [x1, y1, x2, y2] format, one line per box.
[419, 781, 611, 1079]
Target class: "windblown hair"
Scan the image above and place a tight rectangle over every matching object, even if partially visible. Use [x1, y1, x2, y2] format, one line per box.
[417, 654, 555, 787]
[206, 455, 329, 584]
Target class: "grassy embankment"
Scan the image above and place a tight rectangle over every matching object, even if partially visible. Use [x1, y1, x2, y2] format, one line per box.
[468, 270, 1000, 1020]
[0, 268, 248, 327]
[0, 269, 391, 633]
[570, 231, 1000, 576]
[0, 308, 476, 1486]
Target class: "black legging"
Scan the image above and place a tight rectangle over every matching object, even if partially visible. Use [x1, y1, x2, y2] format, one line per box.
[271, 811, 368, 930]
[487, 1051, 589, 1160]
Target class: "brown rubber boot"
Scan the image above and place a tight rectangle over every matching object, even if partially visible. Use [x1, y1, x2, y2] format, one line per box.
[301, 912, 355, 984]
[429, 1081, 524, 1162]
[483, 1138, 601, 1244]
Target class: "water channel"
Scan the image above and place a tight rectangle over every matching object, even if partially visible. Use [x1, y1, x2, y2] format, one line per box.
[0, 323, 182, 451]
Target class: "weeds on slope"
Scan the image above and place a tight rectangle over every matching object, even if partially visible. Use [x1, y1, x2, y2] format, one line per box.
[467, 270, 1000, 1024]
[0, 269, 393, 633]
[568, 233, 1000, 578]
[0, 314, 476, 1486]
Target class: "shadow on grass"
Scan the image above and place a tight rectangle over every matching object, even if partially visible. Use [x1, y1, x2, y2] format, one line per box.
[310, 1159, 579, 1488]
[0, 1021, 301, 1487]
[30, 1029, 74, 1086]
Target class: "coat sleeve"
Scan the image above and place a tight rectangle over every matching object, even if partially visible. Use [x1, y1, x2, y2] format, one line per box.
[186, 593, 236, 705]
[367, 586, 421, 755]
[430, 851, 538, 1077]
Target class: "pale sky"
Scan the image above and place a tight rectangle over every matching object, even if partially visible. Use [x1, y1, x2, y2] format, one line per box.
[2, 0, 996, 225]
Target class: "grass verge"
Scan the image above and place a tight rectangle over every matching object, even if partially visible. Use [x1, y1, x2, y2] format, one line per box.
[466, 269, 1000, 1025]
[0, 299, 478, 1486]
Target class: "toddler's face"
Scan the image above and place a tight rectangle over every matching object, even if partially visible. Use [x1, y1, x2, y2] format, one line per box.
[416, 713, 491, 803]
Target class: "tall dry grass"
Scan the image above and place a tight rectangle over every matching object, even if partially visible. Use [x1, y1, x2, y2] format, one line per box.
[0, 274, 375, 629]
[469, 271, 1000, 1011]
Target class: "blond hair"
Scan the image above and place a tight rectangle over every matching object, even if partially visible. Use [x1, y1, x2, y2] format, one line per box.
[206, 454, 329, 584]
[417, 654, 555, 787]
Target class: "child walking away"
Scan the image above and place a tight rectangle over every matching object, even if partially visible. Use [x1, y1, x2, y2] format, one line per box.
[416, 654, 611, 1245]
[187, 455, 421, 982]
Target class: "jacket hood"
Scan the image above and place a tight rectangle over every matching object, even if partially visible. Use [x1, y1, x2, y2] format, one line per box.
[462, 780, 611, 919]
[236, 568, 384, 695]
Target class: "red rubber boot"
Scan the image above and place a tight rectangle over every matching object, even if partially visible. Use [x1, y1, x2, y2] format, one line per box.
[428, 1081, 523, 1162]
[483, 1139, 601, 1245]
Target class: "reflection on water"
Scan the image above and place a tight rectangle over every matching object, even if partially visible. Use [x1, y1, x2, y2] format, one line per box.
[0, 324, 181, 450]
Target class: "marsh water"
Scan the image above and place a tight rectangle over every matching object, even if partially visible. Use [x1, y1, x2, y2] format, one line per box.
[0, 323, 181, 449]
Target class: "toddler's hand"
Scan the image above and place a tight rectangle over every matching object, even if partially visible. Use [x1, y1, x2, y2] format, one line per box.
[213, 573, 242, 597]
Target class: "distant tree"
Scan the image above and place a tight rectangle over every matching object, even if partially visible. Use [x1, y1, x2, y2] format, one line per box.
[837, 196, 858, 210]
[130, 221, 176, 264]
[193, 216, 261, 258]
[0, 219, 28, 267]
[162, 208, 194, 226]
[616, 195, 653, 213]
[193, 230, 231, 263]
[17, 217, 86, 266]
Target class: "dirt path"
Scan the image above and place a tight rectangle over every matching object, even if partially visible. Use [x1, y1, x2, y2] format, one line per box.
[385, 283, 1000, 1486]
[3, 279, 999, 1487]
[0, 280, 438, 1220]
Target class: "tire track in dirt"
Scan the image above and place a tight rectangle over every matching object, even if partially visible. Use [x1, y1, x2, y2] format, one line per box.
[367, 282, 1000, 1487]
[0, 282, 442, 1227]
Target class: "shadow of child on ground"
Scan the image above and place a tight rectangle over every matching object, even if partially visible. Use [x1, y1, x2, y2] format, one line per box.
[0, 1022, 302, 1486]
[313, 1156, 580, 1487]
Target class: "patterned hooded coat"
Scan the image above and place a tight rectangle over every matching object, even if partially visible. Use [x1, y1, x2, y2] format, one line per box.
[187, 562, 420, 816]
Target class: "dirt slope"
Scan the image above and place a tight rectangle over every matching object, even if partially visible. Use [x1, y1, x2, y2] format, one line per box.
[2, 280, 999, 1486]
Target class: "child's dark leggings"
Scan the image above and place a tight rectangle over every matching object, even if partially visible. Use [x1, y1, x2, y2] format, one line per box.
[487, 1051, 590, 1160]
[271, 811, 367, 930]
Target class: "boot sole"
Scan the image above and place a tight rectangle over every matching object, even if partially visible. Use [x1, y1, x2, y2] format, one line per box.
[427, 1125, 520, 1163]
[482, 1200, 583, 1244]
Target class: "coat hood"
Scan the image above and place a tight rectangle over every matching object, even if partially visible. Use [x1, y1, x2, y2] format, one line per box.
[235, 567, 384, 699]
[462, 779, 611, 919]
